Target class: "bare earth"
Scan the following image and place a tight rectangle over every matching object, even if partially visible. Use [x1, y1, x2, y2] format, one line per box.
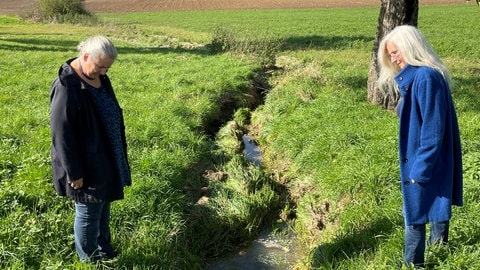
[0, 0, 467, 14]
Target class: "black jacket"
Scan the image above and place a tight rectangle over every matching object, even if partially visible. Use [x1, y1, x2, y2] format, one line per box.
[50, 58, 129, 203]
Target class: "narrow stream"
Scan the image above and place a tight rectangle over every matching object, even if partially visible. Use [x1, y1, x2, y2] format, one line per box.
[242, 135, 262, 167]
[205, 135, 302, 270]
[205, 223, 301, 270]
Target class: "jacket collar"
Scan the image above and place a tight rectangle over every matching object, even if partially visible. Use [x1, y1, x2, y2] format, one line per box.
[394, 64, 417, 96]
[57, 58, 80, 86]
[58, 58, 107, 90]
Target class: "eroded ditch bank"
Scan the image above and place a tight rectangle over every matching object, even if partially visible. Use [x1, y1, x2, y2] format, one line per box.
[205, 136, 303, 269]
[197, 67, 306, 269]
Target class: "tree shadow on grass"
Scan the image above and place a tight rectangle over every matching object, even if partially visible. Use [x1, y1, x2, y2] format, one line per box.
[0, 34, 212, 56]
[451, 76, 480, 114]
[1, 33, 375, 60]
[281, 35, 374, 51]
[0, 36, 78, 52]
[310, 217, 399, 268]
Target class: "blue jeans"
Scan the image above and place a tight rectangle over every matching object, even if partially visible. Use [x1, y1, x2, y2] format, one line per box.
[74, 202, 114, 262]
[404, 221, 449, 266]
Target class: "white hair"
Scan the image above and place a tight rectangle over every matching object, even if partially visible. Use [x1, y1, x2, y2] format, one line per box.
[377, 25, 453, 97]
[77, 35, 117, 61]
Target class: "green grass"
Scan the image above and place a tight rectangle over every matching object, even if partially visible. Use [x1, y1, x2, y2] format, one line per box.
[0, 15, 263, 269]
[1, 4, 480, 269]
[248, 5, 480, 270]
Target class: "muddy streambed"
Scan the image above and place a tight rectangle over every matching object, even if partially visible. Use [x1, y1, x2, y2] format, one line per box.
[206, 135, 303, 269]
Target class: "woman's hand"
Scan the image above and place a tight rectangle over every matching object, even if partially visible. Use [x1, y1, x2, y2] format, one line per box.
[69, 178, 84, 189]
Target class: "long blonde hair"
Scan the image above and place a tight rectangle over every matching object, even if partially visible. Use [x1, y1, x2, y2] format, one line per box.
[377, 25, 453, 97]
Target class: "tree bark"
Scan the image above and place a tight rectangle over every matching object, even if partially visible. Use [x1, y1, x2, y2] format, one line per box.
[367, 0, 419, 109]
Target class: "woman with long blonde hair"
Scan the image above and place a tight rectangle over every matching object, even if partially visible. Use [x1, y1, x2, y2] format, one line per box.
[377, 25, 462, 267]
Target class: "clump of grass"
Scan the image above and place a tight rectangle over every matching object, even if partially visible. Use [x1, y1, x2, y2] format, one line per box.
[210, 27, 283, 68]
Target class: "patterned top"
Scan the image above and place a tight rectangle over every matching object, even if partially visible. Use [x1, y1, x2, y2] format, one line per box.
[86, 83, 131, 187]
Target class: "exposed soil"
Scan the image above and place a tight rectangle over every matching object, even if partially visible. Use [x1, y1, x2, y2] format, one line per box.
[0, 0, 467, 15]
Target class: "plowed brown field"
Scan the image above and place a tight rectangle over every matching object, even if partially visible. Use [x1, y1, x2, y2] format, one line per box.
[0, 0, 465, 14]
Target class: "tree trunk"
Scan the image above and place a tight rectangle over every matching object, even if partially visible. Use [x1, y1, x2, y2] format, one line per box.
[367, 0, 419, 109]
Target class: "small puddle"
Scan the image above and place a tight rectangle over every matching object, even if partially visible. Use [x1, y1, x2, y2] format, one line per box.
[205, 135, 302, 270]
[242, 135, 262, 166]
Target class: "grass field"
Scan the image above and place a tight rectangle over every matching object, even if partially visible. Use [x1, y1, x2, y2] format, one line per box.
[1, 2, 480, 270]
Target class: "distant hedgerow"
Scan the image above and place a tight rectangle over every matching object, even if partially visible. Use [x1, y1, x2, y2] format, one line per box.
[30, 0, 98, 24]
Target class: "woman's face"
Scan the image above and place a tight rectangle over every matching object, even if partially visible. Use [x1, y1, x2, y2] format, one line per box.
[386, 42, 406, 69]
[83, 53, 114, 77]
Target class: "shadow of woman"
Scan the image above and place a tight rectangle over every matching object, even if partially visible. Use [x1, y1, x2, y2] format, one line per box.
[310, 217, 400, 268]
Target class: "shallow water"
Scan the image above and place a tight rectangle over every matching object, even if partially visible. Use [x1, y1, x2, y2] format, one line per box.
[205, 135, 301, 269]
[242, 135, 262, 166]
[205, 224, 301, 270]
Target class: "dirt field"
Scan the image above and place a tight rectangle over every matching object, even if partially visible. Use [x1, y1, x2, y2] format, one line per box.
[0, 0, 467, 15]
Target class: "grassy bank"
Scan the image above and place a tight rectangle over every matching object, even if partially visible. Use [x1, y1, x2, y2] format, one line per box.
[249, 5, 480, 270]
[1, 4, 479, 269]
[0, 15, 270, 268]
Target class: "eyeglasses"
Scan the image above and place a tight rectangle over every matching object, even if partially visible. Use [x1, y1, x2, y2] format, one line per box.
[389, 50, 401, 60]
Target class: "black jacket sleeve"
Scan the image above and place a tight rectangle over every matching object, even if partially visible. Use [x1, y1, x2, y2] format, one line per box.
[50, 76, 84, 182]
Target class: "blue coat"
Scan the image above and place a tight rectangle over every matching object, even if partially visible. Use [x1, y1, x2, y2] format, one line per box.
[395, 65, 463, 226]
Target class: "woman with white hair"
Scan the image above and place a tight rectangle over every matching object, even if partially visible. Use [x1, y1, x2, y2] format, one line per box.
[50, 36, 131, 262]
[377, 25, 463, 267]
